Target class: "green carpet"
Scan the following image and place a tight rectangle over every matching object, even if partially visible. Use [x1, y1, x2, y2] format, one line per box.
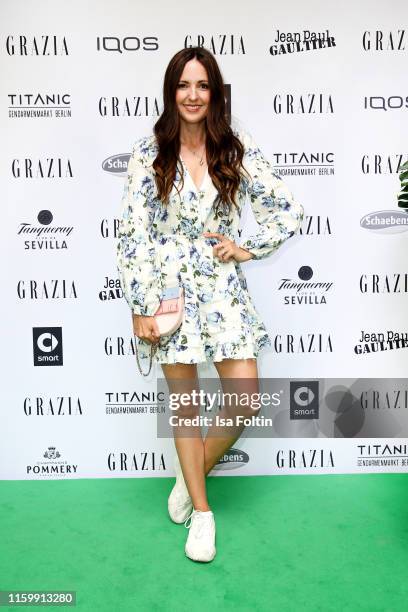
[1, 473, 408, 611]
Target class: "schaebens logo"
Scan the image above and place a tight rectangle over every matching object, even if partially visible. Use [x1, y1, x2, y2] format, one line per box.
[102, 153, 130, 175]
[360, 210, 408, 233]
[213, 448, 249, 470]
[361, 160, 408, 232]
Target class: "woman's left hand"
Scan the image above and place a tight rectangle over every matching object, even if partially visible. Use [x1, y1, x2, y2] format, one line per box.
[202, 232, 254, 263]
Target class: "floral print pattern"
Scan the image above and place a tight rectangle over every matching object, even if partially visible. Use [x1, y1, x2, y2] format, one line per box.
[116, 127, 304, 364]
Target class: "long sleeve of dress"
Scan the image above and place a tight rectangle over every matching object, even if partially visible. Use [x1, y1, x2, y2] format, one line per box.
[115, 138, 162, 317]
[237, 129, 304, 260]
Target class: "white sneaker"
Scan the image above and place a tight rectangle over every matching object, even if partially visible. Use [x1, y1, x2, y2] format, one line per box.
[168, 454, 193, 523]
[184, 509, 216, 562]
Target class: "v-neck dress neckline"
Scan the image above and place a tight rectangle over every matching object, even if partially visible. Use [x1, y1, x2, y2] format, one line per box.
[179, 154, 208, 193]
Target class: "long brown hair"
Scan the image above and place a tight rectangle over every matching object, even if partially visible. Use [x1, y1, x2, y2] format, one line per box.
[152, 47, 251, 215]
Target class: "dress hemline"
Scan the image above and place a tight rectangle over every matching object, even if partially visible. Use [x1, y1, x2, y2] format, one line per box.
[153, 333, 272, 366]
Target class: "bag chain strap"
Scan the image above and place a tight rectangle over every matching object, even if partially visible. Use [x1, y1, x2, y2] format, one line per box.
[133, 245, 163, 377]
[134, 247, 181, 377]
[135, 337, 158, 377]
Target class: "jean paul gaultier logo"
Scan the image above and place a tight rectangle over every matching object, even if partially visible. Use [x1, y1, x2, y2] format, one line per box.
[278, 266, 333, 305]
[360, 159, 408, 233]
[354, 330, 408, 354]
[269, 30, 335, 55]
[100, 277, 123, 302]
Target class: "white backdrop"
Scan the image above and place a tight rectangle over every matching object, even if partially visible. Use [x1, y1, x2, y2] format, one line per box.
[1, 0, 408, 480]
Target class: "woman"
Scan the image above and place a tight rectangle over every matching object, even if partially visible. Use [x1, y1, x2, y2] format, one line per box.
[116, 47, 304, 563]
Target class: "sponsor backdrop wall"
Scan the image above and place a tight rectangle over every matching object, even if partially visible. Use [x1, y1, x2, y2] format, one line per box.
[2, 0, 408, 480]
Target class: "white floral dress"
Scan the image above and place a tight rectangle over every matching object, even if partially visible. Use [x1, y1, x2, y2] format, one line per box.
[116, 126, 304, 365]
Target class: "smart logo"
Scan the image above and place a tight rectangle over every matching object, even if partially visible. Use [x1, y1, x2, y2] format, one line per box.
[290, 381, 319, 419]
[33, 327, 63, 366]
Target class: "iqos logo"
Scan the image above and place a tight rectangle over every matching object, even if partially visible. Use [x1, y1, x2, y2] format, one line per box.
[364, 96, 408, 111]
[96, 36, 159, 53]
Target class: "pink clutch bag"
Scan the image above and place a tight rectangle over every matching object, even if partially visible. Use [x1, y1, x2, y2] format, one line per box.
[153, 285, 185, 336]
[134, 285, 184, 377]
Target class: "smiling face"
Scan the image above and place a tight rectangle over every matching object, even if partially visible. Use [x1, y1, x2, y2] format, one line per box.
[175, 58, 211, 125]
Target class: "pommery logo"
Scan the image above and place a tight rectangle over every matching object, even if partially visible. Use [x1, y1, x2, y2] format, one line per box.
[360, 160, 408, 233]
[26, 446, 78, 477]
[44, 446, 61, 459]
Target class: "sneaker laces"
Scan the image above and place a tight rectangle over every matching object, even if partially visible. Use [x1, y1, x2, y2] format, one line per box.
[184, 510, 212, 538]
[184, 509, 194, 529]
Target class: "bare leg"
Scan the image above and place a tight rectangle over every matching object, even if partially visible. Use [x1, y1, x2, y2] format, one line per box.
[203, 358, 259, 476]
[161, 362, 210, 512]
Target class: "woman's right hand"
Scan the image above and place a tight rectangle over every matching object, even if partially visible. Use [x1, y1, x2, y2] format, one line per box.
[132, 314, 161, 344]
